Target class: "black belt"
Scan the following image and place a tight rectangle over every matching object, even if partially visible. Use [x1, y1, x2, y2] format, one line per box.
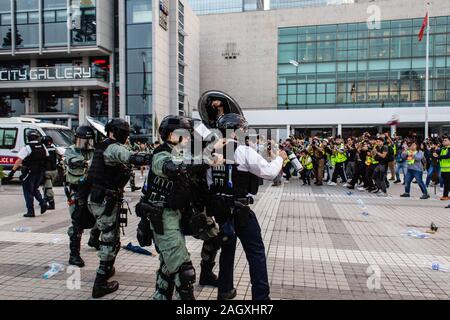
[218, 195, 254, 207]
[92, 184, 122, 197]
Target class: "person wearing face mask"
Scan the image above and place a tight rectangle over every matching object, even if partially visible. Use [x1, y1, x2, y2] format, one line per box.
[64, 125, 100, 267]
[87, 119, 151, 298]
[208, 113, 287, 300]
[139, 115, 220, 300]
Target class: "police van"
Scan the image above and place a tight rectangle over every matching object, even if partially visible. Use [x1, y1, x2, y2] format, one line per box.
[0, 117, 75, 181]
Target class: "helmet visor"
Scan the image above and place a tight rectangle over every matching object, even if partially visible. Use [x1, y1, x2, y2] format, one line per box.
[76, 138, 94, 150]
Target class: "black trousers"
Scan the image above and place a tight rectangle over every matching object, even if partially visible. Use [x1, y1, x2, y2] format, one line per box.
[349, 161, 365, 187]
[332, 162, 347, 183]
[443, 172, 450, 197]
[366, 165, 376, 189]
[218, 211, 269, 300]
[373, 164, 387, 193]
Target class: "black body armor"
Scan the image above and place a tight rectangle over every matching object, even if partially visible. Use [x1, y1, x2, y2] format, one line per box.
[87, 139, 131, 191]
[210, 141, 260, 198]
[45, 146, 58, 171]
[23, 142, 47, 173]
[144, 143, 175, 203]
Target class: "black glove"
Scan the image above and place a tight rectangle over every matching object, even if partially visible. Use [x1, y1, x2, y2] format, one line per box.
[4, 170, 15, 183]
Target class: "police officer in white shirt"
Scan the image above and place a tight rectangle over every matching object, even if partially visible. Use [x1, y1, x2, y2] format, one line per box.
[6, 130, 49, 217]
[206, 113, 287, 300]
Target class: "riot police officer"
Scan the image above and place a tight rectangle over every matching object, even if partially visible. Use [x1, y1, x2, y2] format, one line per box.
[87, 118, 150, 299]
[41, 136, 59, 210]
[209, 113, 287, 300]
[7, 130, 48, 217]
[64, 126, 100, 267]
[140, 115, 220, 300]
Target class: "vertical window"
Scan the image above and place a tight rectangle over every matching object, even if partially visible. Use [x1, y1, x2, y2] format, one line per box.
[126, 0, 152, 139]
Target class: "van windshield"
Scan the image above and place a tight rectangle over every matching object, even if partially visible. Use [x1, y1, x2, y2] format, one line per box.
[42, 128, 75, 148]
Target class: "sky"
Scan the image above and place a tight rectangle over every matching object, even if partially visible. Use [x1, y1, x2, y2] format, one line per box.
[264, 0, 270, 10]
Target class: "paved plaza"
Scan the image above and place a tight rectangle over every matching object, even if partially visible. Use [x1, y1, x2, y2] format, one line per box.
[0, 176, 449, 300]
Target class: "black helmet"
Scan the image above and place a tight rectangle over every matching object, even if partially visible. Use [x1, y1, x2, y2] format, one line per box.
[26, 130, 41, 142]
[105, 118, 130, 144]
[75, 126, 95, 139]
[159, 115, 193, 142]
[41, 135, 53, 146]
[216, 113, 248, 133]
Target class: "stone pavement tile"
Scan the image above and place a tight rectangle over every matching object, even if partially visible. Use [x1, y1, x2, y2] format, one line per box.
[1, 180, 449, 300]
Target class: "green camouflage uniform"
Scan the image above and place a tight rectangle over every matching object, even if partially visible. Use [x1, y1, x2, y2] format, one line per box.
[125, 142, 138, 190]
[88, 144, 133, 269]
[150, 147, 193, 300]
[64, 146, 98, 241]
[43, 170, 57, 203]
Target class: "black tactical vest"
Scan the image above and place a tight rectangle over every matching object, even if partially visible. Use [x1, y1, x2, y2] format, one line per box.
[45, 146, 57, 171]
[210, 141, 260, 197]
[87, 139, 131, 190]
[145, 143, 175, 202]
[23, 142, 47, 174]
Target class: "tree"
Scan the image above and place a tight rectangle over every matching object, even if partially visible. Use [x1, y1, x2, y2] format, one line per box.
[2, 27, 23, 48]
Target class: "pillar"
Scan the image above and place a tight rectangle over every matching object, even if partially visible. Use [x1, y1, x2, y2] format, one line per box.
[286, 125, 291, 139]
[390, 125, 396, 137]
[337, 124, 342, 137]
[78, 90, 90, 125]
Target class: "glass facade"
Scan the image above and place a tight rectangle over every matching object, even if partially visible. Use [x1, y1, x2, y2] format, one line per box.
[15, 0, 39, 48]
[277, 17, 450, 109]
[188, 0, 264, 15]
[0, 93, 26, 117]
[126, 0, 152, 139]
[43, 0, 68, 47]
[0, 0, 96, 51]
[271, 0, 354, 10]
[38, 91, 79, 114]
[70, 0, 97, 45]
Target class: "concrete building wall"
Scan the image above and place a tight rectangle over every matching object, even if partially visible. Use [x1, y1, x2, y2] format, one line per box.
[96, 0, 115, 52]
[183, 1, 200, 116]
[152, 1, 171, 133]
[169, 0, 180, 115]
[118, 0, 126, 119]
[198, 0, 450, 110]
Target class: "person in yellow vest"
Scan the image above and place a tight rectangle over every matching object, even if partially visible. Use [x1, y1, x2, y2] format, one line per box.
[299, 149, 313, 186]
[434, 136, 450, 206]
[328, 138, 347, 186]
[400, 142, 429, 199]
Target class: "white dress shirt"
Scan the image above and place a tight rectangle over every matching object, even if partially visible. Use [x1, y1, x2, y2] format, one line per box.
[207, 143, 283, 186]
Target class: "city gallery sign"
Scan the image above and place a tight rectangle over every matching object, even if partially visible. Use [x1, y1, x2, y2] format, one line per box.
[0, 66, 92, 81]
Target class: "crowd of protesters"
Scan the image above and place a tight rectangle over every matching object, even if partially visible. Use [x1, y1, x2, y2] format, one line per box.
[254, 132, 450, 207]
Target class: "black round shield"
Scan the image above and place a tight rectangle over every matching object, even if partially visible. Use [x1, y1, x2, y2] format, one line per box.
[197, 90, 244, 128]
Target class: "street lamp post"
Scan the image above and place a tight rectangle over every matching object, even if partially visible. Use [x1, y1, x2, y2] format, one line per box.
[285, 60, 302, 109]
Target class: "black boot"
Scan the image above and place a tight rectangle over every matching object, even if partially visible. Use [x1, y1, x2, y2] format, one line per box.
[47, 201, 55, 210]
[23, 211, 35, 218]
[40, 202, 48, 215]
[88, 229, 101, 250]
[69, 233, 85, 268]
[92, 261, 119, 299]
[218, 288, 237, 300]
[199, 261, 218, 287]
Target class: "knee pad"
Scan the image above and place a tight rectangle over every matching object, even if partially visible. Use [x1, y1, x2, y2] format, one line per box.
[178, 262, 196, 286]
